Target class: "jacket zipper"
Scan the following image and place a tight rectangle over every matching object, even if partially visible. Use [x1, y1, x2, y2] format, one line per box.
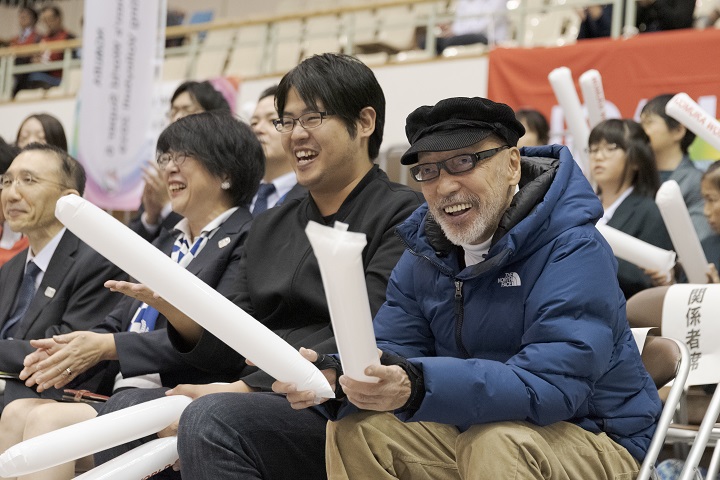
[395, 231, 473, 359]
[454, 280, 471, 358]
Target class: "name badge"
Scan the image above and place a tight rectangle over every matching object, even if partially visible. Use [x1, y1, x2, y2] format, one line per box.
[218, 237, 231, 249]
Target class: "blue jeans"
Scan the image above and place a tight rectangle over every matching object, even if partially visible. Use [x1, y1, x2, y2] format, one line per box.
[177, 392, 328, 479]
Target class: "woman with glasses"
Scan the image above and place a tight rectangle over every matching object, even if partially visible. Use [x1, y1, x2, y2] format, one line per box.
[589, 118, 673, 298]
[0, 111, 263, 480]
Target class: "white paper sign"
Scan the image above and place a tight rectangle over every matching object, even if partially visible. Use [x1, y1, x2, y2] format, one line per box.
[662, 284, 720, 385]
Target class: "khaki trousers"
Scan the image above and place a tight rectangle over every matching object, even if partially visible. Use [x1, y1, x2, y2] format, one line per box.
[326, 412, 640, 480]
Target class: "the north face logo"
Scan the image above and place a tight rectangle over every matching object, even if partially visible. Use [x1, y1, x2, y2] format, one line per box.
[498, 272, 521, 287]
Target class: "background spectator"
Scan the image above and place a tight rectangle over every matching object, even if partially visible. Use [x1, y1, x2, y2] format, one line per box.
[15, 113, 68, 151]
[516, 108, 550, 147]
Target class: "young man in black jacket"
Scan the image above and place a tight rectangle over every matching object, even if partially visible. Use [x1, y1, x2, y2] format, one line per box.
[98, 53, 423, 479]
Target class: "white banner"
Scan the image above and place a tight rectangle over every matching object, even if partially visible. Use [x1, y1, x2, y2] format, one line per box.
[77, 0, 165, 210]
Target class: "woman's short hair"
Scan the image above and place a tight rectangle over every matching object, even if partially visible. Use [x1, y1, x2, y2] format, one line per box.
[156, 111, 264, 206]
[589, 118, 659, 197]
[16, 113, 68, 151]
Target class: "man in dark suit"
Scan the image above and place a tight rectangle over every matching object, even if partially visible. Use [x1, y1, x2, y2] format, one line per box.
[249, 85, 306, 215]
[0, 143, 126, 410]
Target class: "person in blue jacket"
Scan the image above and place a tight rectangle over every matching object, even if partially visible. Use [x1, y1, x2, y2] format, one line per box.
[279, 97, 662, 479]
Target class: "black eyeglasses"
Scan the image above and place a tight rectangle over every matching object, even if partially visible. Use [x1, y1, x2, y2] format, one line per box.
[410, 146, 510, 182]
[157, 152, 189, 170]
[272, 112, 333, 133]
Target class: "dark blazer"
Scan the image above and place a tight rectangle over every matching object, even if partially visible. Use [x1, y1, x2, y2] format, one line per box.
[0, 230, 127, 373]
[607, 191, 673, 298]
[128, 205, 183, 243]
[99, 206, 253, 388]
[280, 182, 307, 205]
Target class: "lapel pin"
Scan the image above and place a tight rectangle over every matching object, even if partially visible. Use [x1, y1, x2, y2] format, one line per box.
[45, 287, 56, 298]
[218, 237, 231, 249]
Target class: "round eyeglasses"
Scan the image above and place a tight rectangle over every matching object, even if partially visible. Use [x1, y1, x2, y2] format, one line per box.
[157, 152, 189, 170]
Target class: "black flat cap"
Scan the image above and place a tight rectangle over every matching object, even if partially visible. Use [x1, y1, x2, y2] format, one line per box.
[401, 97, 525, 165]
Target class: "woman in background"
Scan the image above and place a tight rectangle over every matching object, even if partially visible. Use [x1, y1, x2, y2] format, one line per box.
[516, 108, 550, 148]
[589, 118, 673, 297]
[15, 113, 67, 151]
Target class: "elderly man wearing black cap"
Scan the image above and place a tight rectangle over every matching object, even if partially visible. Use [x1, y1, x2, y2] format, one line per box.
[280, 97, 661, 479]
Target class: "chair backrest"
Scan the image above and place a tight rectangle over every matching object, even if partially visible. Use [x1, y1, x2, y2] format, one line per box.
[632, 333, 690, 480]
[641, 336, 682, 390]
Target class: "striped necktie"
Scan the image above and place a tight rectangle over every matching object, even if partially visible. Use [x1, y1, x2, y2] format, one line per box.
[128, 231, 210, 333]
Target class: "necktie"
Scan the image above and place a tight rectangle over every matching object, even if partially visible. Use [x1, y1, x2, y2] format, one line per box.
[1, 261, 41, 339]
[128, 231, 209, 333]
[252, 183, 276, 216]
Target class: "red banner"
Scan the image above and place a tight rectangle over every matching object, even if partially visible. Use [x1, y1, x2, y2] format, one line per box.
[488, 29, 720, 159]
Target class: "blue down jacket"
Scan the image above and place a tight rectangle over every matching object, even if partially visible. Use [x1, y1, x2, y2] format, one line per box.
[371, 145, 662, 462]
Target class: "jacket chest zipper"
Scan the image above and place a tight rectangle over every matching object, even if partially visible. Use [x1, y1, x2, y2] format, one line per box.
[454, 280, 471, 358]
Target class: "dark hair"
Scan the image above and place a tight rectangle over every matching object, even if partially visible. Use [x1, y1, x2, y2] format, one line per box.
[276, 53, 385, 160]
[171, 81, 230, 113]
[702, 160, 720, 192]
[259, 85, 278, 102]
[21, 142, 86, 196]
[589, 119, 659, 197]
[0, 137, 20, 174]
[20, 6, 39, 25]
[40, 5, 62, 20]
[16, 113, 68, 151]
[156, 111, 264, 206]
[515, 108, 549, 145]
[641, 94, 696, 154]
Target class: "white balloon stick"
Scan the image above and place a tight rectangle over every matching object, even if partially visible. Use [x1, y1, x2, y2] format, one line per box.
[74, 437, 179, 480]
[656, 181, 709, 283]
[665, 93, 720, 151]
[0, 396, 190, 478]
[306, 221, 380, 383]
[548, 66, 590, 176]
[596, 224, 676, 275]
[579, 69, 607, 129]
[54, 194, 334, 399]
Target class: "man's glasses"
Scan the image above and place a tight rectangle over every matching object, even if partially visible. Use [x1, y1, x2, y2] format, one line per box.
[273, 112, 333, 133]
[157, 152, 189, 170]
[410, 146, 510, 182]
[0, 172, 68, 190]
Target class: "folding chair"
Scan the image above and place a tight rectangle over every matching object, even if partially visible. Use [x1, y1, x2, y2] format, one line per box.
[630, 329, 690, 480]
[628, 285, 720, 480]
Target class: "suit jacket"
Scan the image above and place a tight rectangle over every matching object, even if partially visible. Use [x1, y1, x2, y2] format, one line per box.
[671, 156, 713, 242]
[0, 231, 127, 407]
[128, 204, 183, 243]
[607, 192, 673, 298]
[99, 206, 253, 388]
